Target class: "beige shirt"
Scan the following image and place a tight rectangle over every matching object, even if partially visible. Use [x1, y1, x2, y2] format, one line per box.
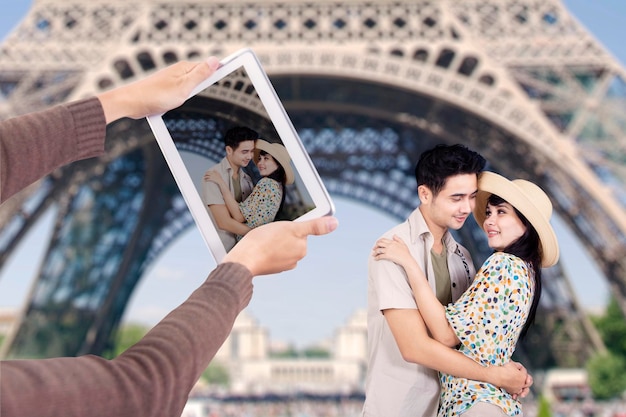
[202, 157, 254, 251]
[363, 207, 476, 417]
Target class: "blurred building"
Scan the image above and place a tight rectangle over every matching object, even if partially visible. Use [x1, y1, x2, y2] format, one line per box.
[0, 308, 17, 338]
[212, 309, 367, 395]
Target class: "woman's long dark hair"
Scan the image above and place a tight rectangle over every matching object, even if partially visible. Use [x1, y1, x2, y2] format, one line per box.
[259, 150, 287, 212]
[487, 194, 542, 340]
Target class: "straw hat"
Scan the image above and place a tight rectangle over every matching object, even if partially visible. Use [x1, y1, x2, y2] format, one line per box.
[473, 171, 559, 267]
[254, 139, 295, 185]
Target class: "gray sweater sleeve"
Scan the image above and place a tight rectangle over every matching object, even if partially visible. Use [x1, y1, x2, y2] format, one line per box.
[0, 97, 105, 202]
[1, 262, 254, 417]
[0, 97, 255, 417]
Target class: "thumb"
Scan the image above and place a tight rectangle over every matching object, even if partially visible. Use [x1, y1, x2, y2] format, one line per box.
[203, 56, 221, 72]
[296, 216, 338, 237]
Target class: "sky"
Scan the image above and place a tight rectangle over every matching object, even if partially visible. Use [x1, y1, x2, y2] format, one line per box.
[0, 0, 624, 349]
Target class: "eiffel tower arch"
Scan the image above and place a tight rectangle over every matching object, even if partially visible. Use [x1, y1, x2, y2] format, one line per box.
[1, 0, 624, 368]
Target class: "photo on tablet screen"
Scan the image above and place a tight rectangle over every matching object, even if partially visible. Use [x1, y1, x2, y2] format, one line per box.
[147, 49, 334, 262]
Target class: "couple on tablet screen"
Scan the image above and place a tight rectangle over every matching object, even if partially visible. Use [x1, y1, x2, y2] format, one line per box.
[202, 126, 294, 251]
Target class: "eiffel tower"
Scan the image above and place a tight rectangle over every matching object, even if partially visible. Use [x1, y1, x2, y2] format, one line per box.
[1, 0, 624, 369]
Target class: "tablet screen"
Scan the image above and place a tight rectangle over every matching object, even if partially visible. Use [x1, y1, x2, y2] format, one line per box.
[147, 49, 334, 262]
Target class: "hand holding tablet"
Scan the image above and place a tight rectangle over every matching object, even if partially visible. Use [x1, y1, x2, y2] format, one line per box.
[147, 49, 334, 262]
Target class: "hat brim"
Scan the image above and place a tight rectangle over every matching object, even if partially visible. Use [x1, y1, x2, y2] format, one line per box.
[474, 172, 559, 268]
[254, 139, 294, 185]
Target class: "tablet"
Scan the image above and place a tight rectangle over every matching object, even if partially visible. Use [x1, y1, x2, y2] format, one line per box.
[147, 48, 335, 262]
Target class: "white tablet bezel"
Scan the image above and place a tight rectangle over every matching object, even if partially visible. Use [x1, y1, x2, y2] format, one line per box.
[147, 48, 335, 262]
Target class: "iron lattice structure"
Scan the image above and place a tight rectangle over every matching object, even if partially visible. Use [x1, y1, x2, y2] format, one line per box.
[0, 0, 624, 368]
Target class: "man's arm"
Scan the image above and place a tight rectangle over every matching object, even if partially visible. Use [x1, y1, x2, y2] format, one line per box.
[203, 170, 246, 223]
[209, 204, 252, 236]
[384, 308, 529, 395]
[374, 236, 458, 346]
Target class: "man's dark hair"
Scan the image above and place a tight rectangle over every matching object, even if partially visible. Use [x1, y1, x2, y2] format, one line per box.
[414, 144, 486, 196]
[224, 126, 258, 149]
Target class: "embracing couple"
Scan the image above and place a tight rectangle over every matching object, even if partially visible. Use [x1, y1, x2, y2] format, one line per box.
[363, 144, 559, 417]
[202, 126, 294, 251]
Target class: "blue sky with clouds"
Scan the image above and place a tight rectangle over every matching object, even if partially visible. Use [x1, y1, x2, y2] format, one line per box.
[0, 0, 624, 348]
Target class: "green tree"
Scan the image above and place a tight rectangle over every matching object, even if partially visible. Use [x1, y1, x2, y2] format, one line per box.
[586, 296, 626, 399]
[201, 362, 230, 386]
[586, 352, 626, 400]
[591, 297, 626, 357]
[536, 395, 552, 417]
[302, 346, 330, 358]
[106, 323, 149, 358]
[269, 344, 299, 358]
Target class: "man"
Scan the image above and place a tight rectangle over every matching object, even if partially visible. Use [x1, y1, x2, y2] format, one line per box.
[363, 144, 529, 417]
[203, 126, 257, 251]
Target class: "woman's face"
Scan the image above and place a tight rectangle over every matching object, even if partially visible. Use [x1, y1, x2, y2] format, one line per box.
[483, 202, 527, 251]
[256, 152, 279, 177]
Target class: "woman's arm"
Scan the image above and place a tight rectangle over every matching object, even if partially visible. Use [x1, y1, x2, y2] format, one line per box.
[374, 235, 459, 346]
[238, 178, 282, 230]
[204, 170, 246, 222]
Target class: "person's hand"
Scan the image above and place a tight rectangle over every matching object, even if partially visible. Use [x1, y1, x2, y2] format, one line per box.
[223, 216, 339, 276]
[204, 170, 227, 188]
[490, 361, 532, 398]
[516, 368, 533, 399]
[98, 57, 221, 123]
[373, 235, 412, 267]
[202, 169, 226, 187]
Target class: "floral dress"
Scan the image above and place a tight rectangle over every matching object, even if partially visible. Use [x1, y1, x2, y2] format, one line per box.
[439, 252, 535, 416]
[236, 177, 283, 239]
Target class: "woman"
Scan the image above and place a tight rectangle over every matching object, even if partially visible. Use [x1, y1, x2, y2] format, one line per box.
[373, 171, 559, 416]
[205, 139, 294, 240]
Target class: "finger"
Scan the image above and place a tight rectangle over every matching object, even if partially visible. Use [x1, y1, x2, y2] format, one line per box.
[519, 387, 530, 398]
[205, 56, 221, 71]
[184, 57, 220, 87]
[295, 216, 338, 237]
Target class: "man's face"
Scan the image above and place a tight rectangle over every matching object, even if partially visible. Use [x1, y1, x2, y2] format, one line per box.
[419, 173, 478, 233]
[226, 140, 255, 168]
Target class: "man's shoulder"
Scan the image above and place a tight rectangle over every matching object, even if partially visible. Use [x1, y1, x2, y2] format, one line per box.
[216, 157, 231, 172]
[204, 158, 229, 175]
[405, 207, 432, 237]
